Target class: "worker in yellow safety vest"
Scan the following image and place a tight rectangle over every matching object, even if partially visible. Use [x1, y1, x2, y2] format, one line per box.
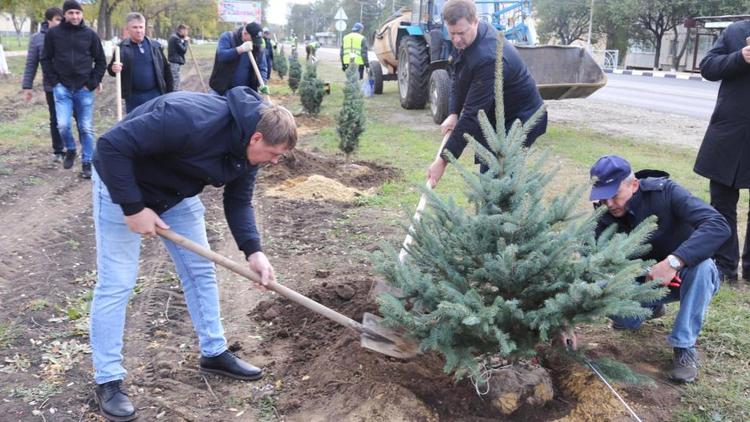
[340, 22, 369, 79]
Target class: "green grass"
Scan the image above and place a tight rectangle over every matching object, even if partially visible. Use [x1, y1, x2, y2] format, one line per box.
[0, 35, 30, 52]
[0, 321, 16, 349]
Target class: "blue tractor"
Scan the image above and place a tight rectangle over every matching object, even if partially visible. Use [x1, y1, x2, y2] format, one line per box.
[369, 0, 606, 124]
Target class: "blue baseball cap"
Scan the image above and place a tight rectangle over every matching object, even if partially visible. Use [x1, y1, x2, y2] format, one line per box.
[352, 22, 364, 32]
[589, 155, 632, 201]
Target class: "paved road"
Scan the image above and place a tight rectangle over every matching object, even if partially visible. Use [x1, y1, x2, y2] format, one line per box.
[579, 73, 719, 120]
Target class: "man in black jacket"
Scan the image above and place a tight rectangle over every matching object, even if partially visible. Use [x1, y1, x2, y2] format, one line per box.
[168, 24, 189, 90]
[427, 0, 547, 187]
[41, 0, 106, 179]
[590, 155, 729, 383]
[427, 0, 546, 188]
[90, 87, 296, 421]
[694, 19, 750, 284]
[22, 7, 63, 163]
[108, 13, 173, 113]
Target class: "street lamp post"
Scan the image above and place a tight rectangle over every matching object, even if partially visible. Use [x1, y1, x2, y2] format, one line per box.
[586, 0, 595, 51]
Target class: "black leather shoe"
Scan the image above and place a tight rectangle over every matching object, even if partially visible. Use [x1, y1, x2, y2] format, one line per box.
[63, 150, 77, 169]
[199, 350, 263, 381]
[81, 162, 92, 179]
[94, 380, 137, 421]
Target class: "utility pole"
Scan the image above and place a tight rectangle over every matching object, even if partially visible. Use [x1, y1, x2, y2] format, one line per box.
[586, 0, 595, 51]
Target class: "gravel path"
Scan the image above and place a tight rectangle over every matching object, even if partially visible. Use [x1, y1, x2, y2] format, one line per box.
[546, 98, 711, 149]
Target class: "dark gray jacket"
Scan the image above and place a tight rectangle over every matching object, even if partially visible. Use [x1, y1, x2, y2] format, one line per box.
[694, 20, 750, 188]
[106, 37, 173, 100]
[22, 22, 53, 91]
[168, 33, 188, 64]
[595, 171, 730, 268]
[93, 87, 266, 257]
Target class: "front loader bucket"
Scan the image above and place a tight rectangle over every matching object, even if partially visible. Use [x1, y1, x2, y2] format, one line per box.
[517, 45, 607, 100]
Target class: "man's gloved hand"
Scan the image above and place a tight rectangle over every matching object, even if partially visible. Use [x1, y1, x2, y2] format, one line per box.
[237, 41, 254, 54]
[259, 85, 269, 95]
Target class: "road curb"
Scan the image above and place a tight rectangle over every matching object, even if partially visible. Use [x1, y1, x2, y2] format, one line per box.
[604, 68, 705, 81]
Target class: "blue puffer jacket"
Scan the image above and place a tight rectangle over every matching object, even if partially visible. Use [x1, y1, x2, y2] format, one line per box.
[93, 87, 267, 256]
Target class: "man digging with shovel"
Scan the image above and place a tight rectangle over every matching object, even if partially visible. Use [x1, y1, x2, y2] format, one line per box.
[90, 86, 296, 421]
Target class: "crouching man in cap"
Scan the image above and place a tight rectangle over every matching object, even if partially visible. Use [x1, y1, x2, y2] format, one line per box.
[90, 86, 296, 421]
[588, 155, 729, 383]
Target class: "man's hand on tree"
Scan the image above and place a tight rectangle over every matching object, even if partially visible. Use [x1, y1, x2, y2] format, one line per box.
[248, 251, 276, 289]
[647, 258, 678, 286]
[124, 207, 170, 236]
[440, 113, 458, 136]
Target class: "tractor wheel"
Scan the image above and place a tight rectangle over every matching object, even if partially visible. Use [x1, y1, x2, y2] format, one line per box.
[397, 35, 429, 109]
[369, 60, 383, 94]
[429, 69, 450, 124]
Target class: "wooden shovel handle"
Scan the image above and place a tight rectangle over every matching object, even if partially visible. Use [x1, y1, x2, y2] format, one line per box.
[156, 228, 364, 333]
[114, 46, 122, 121]
[398, 132, 451, 262]
[247, 50, 271, 103]
[187, 43, 208, 93]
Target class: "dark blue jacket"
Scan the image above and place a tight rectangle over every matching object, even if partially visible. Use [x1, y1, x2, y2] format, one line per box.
[694, 20, 750, 188]
[445, 21, 544, 160]
[208, 28, 267, 95]
[22, 22, 53, 91]
[595, 171, 730, 268]
[93, 87, 266, 257]
[106, 37, 173, 100]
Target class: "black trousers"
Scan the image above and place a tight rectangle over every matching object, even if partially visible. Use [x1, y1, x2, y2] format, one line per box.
[709, 179, 750, 279]
[45, 91, 64, 155]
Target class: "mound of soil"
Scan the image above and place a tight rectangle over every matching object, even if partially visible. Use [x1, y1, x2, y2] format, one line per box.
[266, 174, 372, 202]
[260, 148, 401, 190]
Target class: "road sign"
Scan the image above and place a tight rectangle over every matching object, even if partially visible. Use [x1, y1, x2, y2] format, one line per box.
[335, 20, 347, 32]
[335, 7, 348, 21]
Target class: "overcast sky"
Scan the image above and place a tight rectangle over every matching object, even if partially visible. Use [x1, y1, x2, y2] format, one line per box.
[267, 0, 312, 25]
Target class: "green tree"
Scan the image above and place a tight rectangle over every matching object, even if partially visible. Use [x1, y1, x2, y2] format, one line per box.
[337, 62, 365, 161]
[535, 0, 591, 45]
[275, 45, 288, 80]
[298, 61, 325, 115]
[288, 47, 302, 94]
[625, 0, 697, 70]
[375, 37, 665, 383]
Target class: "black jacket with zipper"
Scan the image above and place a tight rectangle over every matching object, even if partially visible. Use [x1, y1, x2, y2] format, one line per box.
[107, 37, 173, 100]
[41, 19, 106, 91]
[168, 33, 188, 64]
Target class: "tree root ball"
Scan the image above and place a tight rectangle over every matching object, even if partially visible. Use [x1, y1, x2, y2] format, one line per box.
[485, 364, 554, 415]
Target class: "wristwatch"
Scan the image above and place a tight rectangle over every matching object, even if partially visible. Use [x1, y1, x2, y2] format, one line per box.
[667, 254, 683, 271]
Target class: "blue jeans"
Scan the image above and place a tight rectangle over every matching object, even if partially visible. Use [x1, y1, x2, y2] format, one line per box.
[90, 170, 227, 384]
[52, 83, 95, 163]
[610, 259, 721, 348]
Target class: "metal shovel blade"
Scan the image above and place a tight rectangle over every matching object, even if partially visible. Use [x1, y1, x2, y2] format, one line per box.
[360, 312, 419, 359]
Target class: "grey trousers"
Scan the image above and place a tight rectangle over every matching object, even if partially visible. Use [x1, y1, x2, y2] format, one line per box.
[170, 62, 182, 91]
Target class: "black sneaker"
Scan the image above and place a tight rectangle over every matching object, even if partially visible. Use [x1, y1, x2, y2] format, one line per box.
[63, 150, 77, 169]
[94, 380, 137, 421]
[199, 350, 263, 381]
[669, 347, 699, 383]
[81, 162, 92, 179]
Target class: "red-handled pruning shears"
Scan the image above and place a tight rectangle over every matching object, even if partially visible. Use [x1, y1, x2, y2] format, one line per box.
[668, 274, 682, 288]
